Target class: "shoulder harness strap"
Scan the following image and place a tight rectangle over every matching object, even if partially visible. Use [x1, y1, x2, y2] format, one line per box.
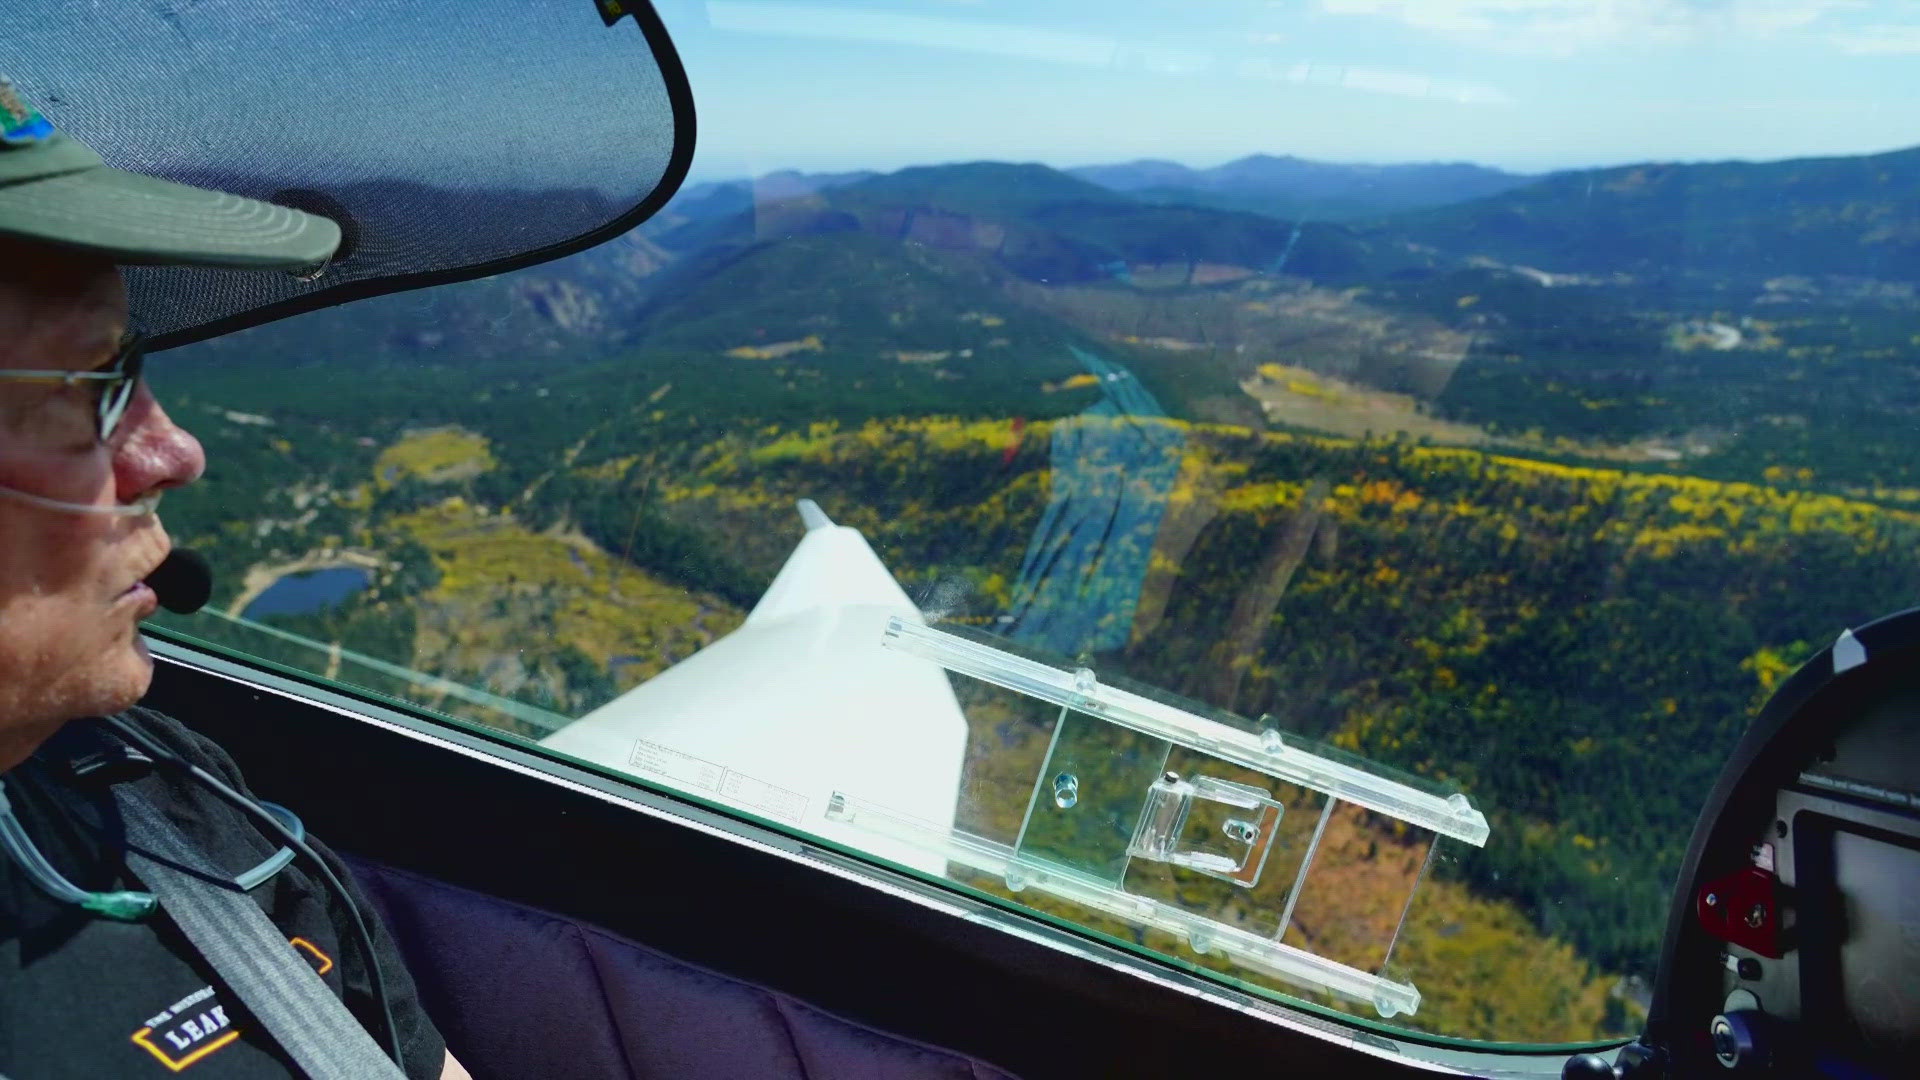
[113, 786, 407, 1080]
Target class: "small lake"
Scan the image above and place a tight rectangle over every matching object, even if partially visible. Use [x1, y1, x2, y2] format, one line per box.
[243, 566, 373, 619]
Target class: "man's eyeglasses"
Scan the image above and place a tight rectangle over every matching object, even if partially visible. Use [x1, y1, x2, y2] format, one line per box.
[0, 328, 146, 444]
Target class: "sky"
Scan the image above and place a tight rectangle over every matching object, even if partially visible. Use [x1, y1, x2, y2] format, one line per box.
[657, 0, 1920, 181]
[7, 1, 1914, 193]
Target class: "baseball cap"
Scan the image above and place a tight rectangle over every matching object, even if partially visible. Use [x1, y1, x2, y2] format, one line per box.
[0, 0, 691, 350]
[0, 75, 340, 271]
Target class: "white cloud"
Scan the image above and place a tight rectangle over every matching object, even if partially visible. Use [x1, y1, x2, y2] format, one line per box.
[1236, 59, 1513, 105]
[707, 3, 1511, 104]
[1830, 23, 1920, 53]
[708, 2, 1120, 67]
[1317, 0, 1864, 55]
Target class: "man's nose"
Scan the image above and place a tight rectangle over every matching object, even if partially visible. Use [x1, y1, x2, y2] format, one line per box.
[113, 383, 207, 500]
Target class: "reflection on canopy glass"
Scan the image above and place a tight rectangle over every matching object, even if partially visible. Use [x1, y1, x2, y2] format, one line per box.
[147, 0, 1920, 1049]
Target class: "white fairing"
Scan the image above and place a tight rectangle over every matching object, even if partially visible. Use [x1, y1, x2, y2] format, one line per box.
[541, 501, 967, 875]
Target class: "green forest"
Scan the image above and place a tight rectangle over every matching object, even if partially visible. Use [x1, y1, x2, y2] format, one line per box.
[145, 147, 1920, 1044]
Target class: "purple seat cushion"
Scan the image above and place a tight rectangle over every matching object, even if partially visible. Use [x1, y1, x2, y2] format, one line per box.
[345, 857, 1020, 1080]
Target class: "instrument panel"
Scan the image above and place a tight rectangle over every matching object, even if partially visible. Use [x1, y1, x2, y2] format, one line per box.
[1569, 613, 1920, 1079]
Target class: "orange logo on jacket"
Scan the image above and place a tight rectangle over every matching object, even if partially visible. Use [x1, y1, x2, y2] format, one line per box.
[128, 937, 334, 1072]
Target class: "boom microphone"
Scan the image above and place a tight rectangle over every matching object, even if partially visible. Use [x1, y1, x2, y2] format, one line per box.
[146, 548, 213, 615]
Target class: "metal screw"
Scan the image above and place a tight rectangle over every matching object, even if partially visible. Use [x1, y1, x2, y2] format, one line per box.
[1162, 771, 1180, 785]
[1705, 892, 1719, 907]
[1746, 903, 1767, 929]
[1052, 772, 1079, 810]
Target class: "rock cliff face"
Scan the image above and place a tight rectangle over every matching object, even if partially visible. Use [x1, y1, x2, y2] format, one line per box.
[619, 232, 674, 279]
[173, 213, 675, 369]
[448, 231, 679, 347]
[515, 278, 605, 336]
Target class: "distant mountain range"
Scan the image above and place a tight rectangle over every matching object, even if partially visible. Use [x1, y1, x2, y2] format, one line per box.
[649, 161, 1379, 286]
[654, 154, 1530, 233]
[1068, 154, 1532, 222]
[1384, 144, 1920, 283]
[191, 140, 1920, 435]
[650, 144, 1920, 285]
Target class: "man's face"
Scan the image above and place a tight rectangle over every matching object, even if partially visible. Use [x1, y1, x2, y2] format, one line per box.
[0, 242, 206, 766]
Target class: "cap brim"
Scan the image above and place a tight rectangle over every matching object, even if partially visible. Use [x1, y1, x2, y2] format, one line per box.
[0, 165, 340, 270]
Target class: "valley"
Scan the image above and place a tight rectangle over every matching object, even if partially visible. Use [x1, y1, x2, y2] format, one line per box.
[144, 142, 1920, 1043]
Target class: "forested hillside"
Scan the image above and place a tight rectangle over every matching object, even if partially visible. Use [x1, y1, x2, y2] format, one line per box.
[1382, 144, 1920, 283]
[650, 417, 1918, 970]
[148, 143, 1920, 1042]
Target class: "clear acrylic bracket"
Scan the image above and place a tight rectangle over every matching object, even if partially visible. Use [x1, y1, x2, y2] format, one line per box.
[1127, 772, 1284, 888]
[821, 618, 1494, 1018]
